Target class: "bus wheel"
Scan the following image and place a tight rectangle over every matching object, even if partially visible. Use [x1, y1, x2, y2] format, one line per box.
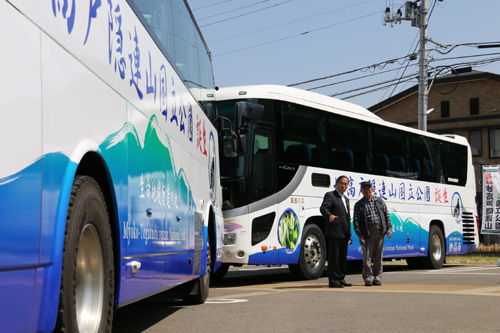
[289, 224, 326, 280]
[425, 225, 445, 269]
[182, 243, 211, 304]
[407, 225, 445, 269]
[211, 263, 230, 280]
[57, 176, 114, 333]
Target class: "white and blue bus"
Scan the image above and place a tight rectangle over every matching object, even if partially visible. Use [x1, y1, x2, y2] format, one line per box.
[214, 84, 479, 280]
[0, 0, 223, 331]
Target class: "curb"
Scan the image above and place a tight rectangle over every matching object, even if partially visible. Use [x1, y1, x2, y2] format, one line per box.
[469, 252, 500, 257]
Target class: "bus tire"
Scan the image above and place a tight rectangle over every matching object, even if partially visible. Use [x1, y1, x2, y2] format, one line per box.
[290, 224, 326, 280]
[57, 176, 114, 333]
[211, 263, 230, 280]
[425, 225, 445, 269]
[182, 243, 211, 304]
[406, 225, 445, 269]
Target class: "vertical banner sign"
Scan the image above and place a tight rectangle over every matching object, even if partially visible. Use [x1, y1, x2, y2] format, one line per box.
[482, 165, 500, 234]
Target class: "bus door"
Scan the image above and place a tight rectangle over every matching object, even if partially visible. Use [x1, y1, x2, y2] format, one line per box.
[247, 125, 279, 265]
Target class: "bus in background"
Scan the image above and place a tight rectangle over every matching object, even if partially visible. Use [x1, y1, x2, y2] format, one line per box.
[214, 84, 478, 280]
[0, 0, 223, 331]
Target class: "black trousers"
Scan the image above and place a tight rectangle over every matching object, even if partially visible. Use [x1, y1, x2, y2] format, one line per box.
[327, 236, 349, 283]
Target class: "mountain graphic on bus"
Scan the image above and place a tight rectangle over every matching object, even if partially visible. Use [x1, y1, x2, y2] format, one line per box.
[99, 115, 195, 251]
[0, 115, 196, 255]
[350, 210, 426, 259]
[382, 212, 425, 257]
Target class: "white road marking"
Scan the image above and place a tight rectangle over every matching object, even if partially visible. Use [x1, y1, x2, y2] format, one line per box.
[383, 265, 500, 275]
[205, 298, 248, 304]
[419, 266, 500, 275]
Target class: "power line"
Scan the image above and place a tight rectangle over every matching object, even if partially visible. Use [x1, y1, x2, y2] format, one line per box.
[375, 0, 435, 127]
[306, 65, 418, 91]
[344, 58, 500, 102]
[375, 1, 500, 113]
[289, 43, 498, 98]
[263, 1, 489, 92]
[198, 0, 272, 20]
[200, 0, 293, 28]
[292, 52, 500, 98]
[192, 0, 231, 11]
[378, 42, 418, 103]
[340, 77, 416, 101]
[213, 10, 381, 56]
[432, 41, 500, 55]
[207, 0, 374, 44]
[288, 54, 413, 87]
[430, 52, 500, 64]
[330, 72, 417, 98]
[378, 32, 419, 102]
[376, 0, 437, 104]
[334, 55, 500, 102]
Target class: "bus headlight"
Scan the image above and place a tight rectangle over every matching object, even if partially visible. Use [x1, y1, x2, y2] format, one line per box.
[224, 232, 236, 245]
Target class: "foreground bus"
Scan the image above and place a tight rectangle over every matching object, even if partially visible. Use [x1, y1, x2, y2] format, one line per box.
[0, 0, 223, 331]
[214, 84, 478, 280]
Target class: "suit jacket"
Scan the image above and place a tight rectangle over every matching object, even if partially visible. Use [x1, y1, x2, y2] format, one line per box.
[320, 190, 351, 238]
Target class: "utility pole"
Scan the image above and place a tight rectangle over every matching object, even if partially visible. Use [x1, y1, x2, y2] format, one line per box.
[384, 0, 432, 131]
[417, 0, 428, 131]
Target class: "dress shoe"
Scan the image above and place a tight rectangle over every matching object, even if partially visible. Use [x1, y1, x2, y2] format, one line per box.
[373, 280, 382, 286]
[329, 281, 344, 288]
[340, 280, 352, 287]
[365, 281, 373, 286]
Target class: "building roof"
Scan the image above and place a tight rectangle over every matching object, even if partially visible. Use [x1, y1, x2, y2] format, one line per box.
[368, 70, 500, 113]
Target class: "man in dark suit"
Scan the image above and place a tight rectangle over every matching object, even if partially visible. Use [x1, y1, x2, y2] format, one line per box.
[320, 175, 352, 288]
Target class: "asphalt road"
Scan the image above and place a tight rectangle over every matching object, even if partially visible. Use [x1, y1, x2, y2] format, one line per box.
[113, 262, 500, 333]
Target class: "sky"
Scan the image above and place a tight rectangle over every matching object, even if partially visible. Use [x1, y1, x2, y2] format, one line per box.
[187, 0, 500, 109]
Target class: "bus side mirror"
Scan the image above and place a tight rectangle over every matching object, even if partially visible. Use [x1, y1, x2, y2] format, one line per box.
[222, 134, 238, 157]
[217, 116, 239, 157]
[235, 101, 264, 131]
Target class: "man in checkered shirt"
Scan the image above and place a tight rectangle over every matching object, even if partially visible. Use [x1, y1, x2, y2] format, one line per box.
[353, 181, 392, 286]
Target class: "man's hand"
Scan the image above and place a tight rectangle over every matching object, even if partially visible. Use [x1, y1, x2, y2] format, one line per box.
[329, 215, 338, 222]
[387, 230, 392, 239]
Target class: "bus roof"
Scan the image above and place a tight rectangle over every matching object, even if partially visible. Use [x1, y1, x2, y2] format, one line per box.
[216, 84, 381, 120]
[216, 84, 469, 147]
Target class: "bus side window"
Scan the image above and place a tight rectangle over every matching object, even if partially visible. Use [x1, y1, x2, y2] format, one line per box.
[410, 158, 421, 179]
[252, 129, 275, 200]
[410, 134, 432, 182]
[375, 154, 390, 175]
[391, 156, 406, 173]
[284, 144, 311, 165]
[311, 147, 321, 165]
[332, 149, 353, 171]
[436, 140, 467, 185]
[329, 114, 369, 173]
[423, 158, 435, 181]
